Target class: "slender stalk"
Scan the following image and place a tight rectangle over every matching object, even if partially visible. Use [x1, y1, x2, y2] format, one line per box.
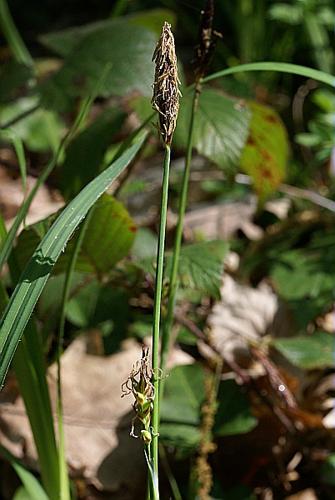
[151, 144, 171, 489]
[159, 444, 182, 500]
[160, 86, 200, 381]
[0, 104, 40, 130]
[56, 214, 90, 500]
[0, 0, 33, 66]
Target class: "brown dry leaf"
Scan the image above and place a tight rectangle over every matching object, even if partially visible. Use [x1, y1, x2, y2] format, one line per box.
[0, 166, 63, 227]
[206, 275, 283, 365]
[285, 489, 318, 500]
[0, 336, 193, 497]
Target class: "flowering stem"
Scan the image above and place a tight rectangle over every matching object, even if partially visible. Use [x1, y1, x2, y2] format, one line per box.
[151, 144, 171, 490]
[160, 84, 200, 386]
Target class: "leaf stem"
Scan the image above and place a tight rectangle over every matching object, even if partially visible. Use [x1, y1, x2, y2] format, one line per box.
[0, 0, 33, 67]
[160, 84, 200, 385]
[56, 214, 91, 500]
[151, 144, 171, 493]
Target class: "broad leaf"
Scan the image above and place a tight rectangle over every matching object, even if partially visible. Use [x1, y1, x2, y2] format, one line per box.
[139, 240, 228, 299]
[0, 96, 63, 152]
[39, 10, 174, 55]
[15, 194, 136, 275]
[66, 281, 130, 354]
[174, 89, 251, 170]
[159, 423, 201, 452]
[39, 19, 156, 110]
[273, 331, 334, 370]
[0, 137, 145, 386]
[214, 380, 257, 436]
[60, 108, 126, 199]
[161, 364, 205, 425]
[240, 101, 289, 199]
[271, 250, 334, 301]
[0, 61, 33, 104]
[167, 240, 229, 299]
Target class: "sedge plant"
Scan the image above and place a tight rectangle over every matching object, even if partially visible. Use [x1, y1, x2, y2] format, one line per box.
[152, 23, 180, 486]
[123, 22, 180, 500]
[160, 0, 218, 384]
[150, 21, 180, 492]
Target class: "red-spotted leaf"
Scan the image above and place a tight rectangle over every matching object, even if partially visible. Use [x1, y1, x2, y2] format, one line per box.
[240, 101, 289, 199]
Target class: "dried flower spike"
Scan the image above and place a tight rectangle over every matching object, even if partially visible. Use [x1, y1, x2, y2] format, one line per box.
[152, 22, 180, 146]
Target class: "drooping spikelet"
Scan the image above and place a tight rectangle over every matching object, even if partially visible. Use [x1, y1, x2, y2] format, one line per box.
[152, 22, 180, 146]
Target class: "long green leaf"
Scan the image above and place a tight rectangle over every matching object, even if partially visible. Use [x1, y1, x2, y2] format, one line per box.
[0, 445, 48, 500]
[203, 62, 335, 87]
[0, 136, 145, 386]
[0, 214, 60, 499]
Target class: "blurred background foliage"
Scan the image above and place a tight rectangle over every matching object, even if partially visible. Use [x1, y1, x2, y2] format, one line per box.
[0, 0, 335, 499]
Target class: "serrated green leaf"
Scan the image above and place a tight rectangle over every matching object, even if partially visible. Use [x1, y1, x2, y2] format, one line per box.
[39, 19, 156, 110]
[273, 331, 334, 370]
[240, 101, 289, 199]
[0, 137, 145, 386]
[214, 380, 257, 436]
[174, 89, 251, 169]
[61, 108, 126, 199]
[168, 240, 229, 299]
[271, 250, 335, 300]
[139, 240, 228, 299]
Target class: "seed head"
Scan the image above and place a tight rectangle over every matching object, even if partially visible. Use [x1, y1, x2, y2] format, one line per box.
[121, 347, 155, 443]
[152, 22, 180, 146]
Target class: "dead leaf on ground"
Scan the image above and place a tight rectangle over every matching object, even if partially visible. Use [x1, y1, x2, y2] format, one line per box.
[0, 336, 193, 498]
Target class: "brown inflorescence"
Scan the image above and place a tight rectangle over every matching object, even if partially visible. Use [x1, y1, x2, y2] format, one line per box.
[152, 22, 181, 146]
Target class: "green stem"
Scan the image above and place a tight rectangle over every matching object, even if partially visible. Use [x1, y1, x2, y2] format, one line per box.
[0, 0, 33, 66]
[160, 85, 200, 384]
[151, 144, 171, 495]
[56, 214, 90, 500]
[0, 104, 40, 130]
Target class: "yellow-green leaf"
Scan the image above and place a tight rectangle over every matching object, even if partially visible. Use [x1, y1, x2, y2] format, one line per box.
[240, 101, 289, 199]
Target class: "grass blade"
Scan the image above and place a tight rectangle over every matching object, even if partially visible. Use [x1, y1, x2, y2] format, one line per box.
[0, 445, 48, 500]
[203, 62, 335, 87]
[0, 215, 60, 498]
[0, 128, 27, 193]
[0, 136, 145, 387]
